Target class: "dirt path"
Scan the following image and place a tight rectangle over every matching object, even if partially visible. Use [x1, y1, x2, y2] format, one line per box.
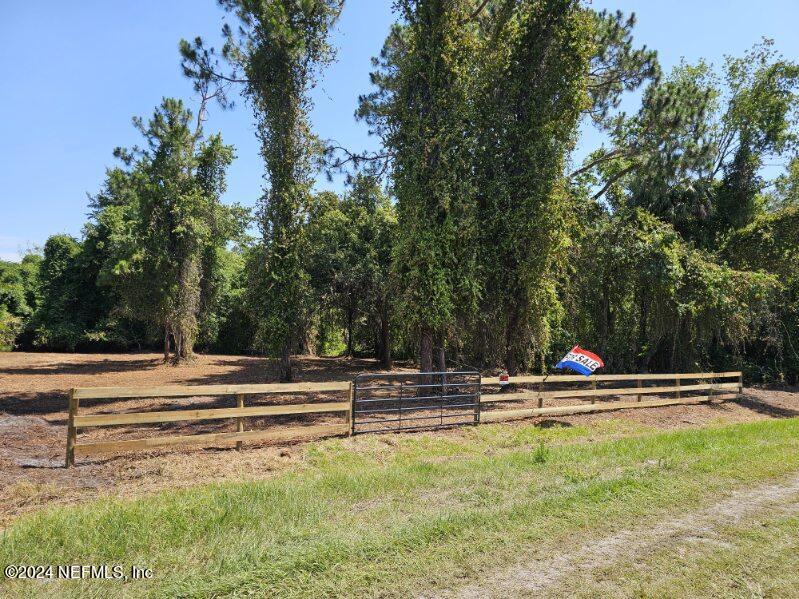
[436, 474, 799, 598]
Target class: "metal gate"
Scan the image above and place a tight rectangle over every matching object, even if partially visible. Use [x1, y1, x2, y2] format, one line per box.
[352, 371, 481, 434]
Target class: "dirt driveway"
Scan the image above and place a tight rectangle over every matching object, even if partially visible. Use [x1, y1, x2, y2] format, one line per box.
[1, 352, 798, 525]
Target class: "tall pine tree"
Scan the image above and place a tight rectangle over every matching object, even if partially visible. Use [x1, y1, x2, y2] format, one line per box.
[360, 0, 479, 372]
[182, 0, 343, 380]
[475, 0, 593, 373]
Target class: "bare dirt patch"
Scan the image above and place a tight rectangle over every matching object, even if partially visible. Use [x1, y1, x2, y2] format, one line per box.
[1, 352, 797, 525]
[434, 474, 799, 598]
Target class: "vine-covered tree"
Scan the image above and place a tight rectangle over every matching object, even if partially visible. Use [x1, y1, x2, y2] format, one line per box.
[473, 0, 593, 374]
[360, 0, 480, 372]
[95, 98, 240, 362]
[724, 205, 799, 381]
[181, 0, 344, 380]
[564, 209, 777, 373]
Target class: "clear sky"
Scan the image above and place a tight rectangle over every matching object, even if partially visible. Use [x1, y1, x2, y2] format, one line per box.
[1, 0, 797, 261]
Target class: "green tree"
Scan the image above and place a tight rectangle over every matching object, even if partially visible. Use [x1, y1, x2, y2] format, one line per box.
[348, 176, 396, 368]
[770, 155, 799, 208]
[304, 176, 397, 366]
[586, 61, 715, 218]
[84, 167, 149, 350]
[182, 0, 343, 380]
[473, 0, 593, 374]
[304, 191, 356, 356]
[710, 42, 799, 233]
[25, 235, 86, 351]
[579, 41, 799, 244]
[565, 209, 778, 373]
[96, 98, 239, 362]
[360, 0, 480, 372]
[585, 9, 660, 125]
[202, 245, 256, 354]
[0, 254, 40, 350]
[0, 254, 40, 321]
[724, 206, 799, 381]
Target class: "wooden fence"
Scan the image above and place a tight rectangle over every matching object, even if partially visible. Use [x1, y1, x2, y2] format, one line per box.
[480, 371, 743, 423]
[65, 381, 352, 467]
[65, 371, 742, 465]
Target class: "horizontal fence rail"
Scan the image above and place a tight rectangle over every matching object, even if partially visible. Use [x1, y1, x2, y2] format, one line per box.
[481, 383, 740, 403]
[481, 372, 742, 384]
[71, 381, 350, 400]
[65, 382, 353, 467]
[65, 371, 743, 465]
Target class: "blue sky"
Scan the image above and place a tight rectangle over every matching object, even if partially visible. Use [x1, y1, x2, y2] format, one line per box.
[1, 0, 797, 261]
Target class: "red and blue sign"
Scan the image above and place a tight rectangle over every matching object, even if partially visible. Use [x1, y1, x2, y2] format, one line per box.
[555, 345, 604, 376]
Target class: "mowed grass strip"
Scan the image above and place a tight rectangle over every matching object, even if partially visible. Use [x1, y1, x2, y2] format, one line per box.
[2, 418, 799, 598]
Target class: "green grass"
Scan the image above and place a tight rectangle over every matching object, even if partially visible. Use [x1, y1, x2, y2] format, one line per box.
[555, 510, 799, 598]
[2, 418, 799, 598]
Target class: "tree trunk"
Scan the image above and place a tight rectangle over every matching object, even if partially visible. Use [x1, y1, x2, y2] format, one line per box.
[163, 325, 171, 362]
[298, 323, 316, 356]
[599, 272, 613, 369]
[420, 328, 434, 372]
[280, 341, 293, 382]
[179, 333, 191, 361]
[640, 339, 660, 373]
[505, 308, 519, 376]
[636, 292, 649, 372]
[346, 305, 354, 357]
[379, 300, 392, 370]
[435, 335, 446, 372]
[505, 351, 518, 377]
[373, 327, 381, 363]
[174, 255, 200, 363]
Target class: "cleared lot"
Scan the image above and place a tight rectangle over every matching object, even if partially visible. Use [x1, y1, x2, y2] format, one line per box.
[1, 352, 798, 525]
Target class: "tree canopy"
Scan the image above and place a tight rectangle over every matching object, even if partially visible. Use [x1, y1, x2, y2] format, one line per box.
[4, 1, 799, 383]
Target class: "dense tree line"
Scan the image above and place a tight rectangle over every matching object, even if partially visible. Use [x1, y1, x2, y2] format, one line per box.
[2, 1, 797, 382]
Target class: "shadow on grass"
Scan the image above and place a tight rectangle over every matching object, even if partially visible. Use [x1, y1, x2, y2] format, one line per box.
[537, 419, 574, 429]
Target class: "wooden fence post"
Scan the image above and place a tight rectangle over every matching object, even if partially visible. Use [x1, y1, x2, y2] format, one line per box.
[65, 389, 79, 468]
[591, 380, 597, 404]
[236, 393, 245, 451]
[738, 372, 743, 396]
[636, 377, 642, 402]
[676, 378, 681, 400]
[537, 380, 544, 408]
[346, 382, 354, 435]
